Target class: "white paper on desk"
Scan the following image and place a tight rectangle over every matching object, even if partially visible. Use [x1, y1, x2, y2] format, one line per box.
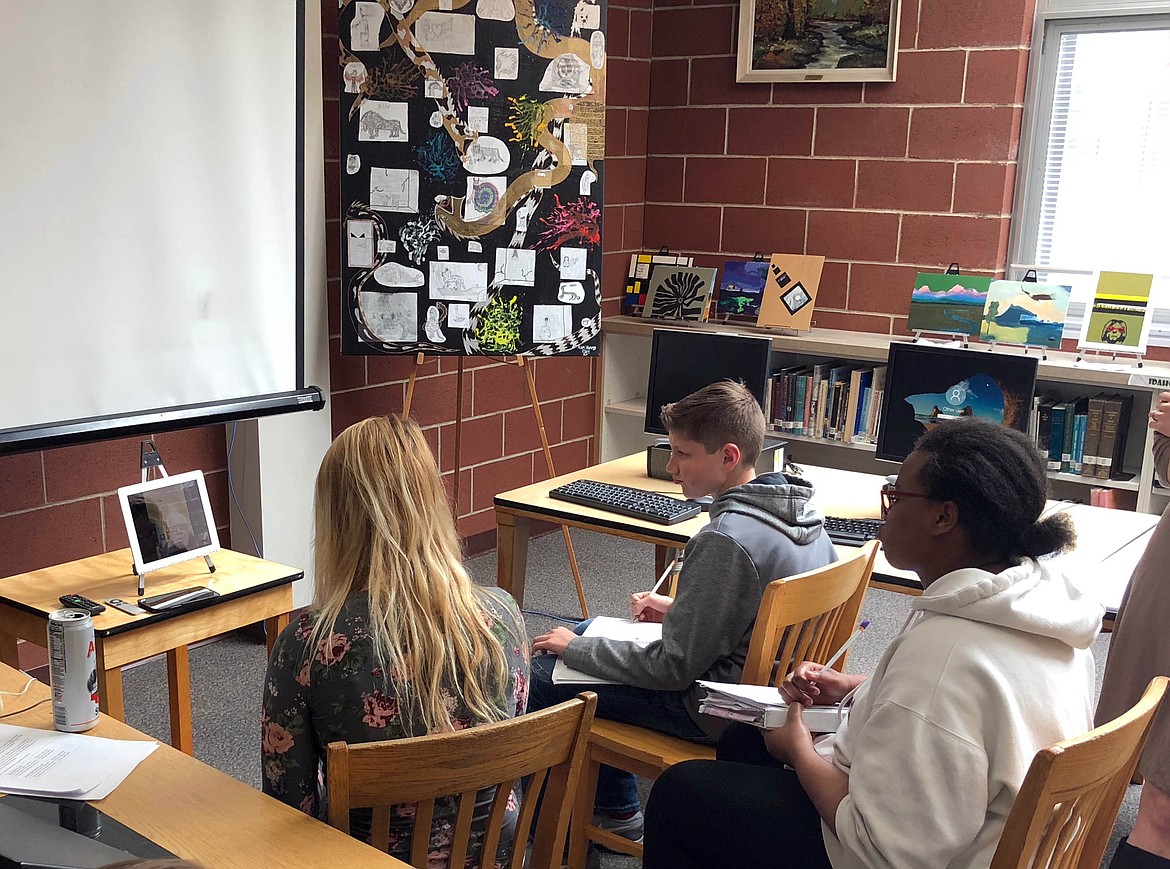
[0, 724, 157, 799]
[551, 617, 662, 685]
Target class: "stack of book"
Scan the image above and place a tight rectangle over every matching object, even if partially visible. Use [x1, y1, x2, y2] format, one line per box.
[1031, 393, 1133, 480]
[697, 681, 847, 732]
[768, 364, 887, 446]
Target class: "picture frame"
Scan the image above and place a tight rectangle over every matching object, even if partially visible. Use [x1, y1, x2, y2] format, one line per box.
[736, 0, 900, 84]
[116, 470, 221, 577]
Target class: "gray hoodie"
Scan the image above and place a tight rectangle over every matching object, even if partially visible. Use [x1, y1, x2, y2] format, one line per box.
[562, 472, 839, 736]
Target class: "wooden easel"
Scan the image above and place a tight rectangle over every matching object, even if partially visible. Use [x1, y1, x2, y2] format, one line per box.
[403, 353, 590, 618]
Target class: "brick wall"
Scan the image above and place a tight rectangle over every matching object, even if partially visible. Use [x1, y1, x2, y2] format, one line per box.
[0, 428, 232, 578]
[320, 0, 651, 551]
[642, 0, 1034, 336]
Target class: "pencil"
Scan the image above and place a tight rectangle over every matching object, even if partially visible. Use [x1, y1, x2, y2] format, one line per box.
[820, 618, 871, 673]
[648, 556, 683, 596]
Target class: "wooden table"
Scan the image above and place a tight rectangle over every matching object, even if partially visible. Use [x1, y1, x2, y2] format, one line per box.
[493, 453, 1159, 625]
[0, 662, 408, 868]
[0, 548, 298, 755]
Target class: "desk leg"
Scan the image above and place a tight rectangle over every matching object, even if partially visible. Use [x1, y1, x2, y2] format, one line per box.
[265, 613, 290, 657]
[496, 511, 531, 607]
[167, 646, 195, 756]
[655, 545, 669, 579]
[95, 645, 125, 722]
[0, 633, 18, 669]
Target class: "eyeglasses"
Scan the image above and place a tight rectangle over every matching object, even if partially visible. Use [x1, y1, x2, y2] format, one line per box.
[880, 488, 934, 519]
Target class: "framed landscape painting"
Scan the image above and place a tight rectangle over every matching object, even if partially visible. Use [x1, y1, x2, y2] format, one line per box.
[736, 0, 900, 83]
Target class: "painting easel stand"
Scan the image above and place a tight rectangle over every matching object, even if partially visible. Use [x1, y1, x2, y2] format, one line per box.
[403, 353, 590, 619]
[1075, 347, 1145, 369]
[982, 339, 1051, 361]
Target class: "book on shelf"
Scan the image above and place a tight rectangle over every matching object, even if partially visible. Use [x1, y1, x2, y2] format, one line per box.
[1081, 394, 1108, 478]
[1063, 397, 1088, 473]
[1096, 394, 1135, 481]
[1036, 395, 1057, 459]
[1047, 402, 1068, 472]
[1090, 487, 1138, 510]
[697, 681, 848, 732]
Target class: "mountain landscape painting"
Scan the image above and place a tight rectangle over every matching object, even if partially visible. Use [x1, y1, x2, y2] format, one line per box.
[980, 280, 1072, 348]
[907, 273, 994, 338]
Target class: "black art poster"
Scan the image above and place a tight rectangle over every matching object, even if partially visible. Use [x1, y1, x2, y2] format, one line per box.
[339, 0, 605, 357]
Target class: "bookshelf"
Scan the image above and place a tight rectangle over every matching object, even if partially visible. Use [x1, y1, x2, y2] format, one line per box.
[599, 316, 1170, 513]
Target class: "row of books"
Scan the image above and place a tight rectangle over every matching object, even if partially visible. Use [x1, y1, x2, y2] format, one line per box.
[767, 363, 887, 445]
[1030, 393, 1134, 480]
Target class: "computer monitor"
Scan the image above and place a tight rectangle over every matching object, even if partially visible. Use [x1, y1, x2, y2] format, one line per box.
[875, 343, 1038, 463]
[644, 329, 772, 435]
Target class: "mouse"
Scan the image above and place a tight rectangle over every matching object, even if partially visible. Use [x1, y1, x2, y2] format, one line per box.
[690, 495, 714, 512]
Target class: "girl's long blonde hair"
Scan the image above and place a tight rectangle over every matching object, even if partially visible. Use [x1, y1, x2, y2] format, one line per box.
[309, 415, 511, 733]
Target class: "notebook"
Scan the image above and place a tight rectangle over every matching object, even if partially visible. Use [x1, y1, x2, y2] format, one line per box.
[551, 617, 662, 685]
[697, 681, 847, 732]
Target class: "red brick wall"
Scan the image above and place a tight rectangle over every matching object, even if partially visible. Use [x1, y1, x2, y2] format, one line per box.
[642, 0, 1035, 336]
[320, 0, 651, 550]
[0, 428, 232, 578]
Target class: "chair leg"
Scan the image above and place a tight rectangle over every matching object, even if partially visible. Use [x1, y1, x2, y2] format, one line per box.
[1111, 838, 1170, 868]
[568, 754, 601, 869]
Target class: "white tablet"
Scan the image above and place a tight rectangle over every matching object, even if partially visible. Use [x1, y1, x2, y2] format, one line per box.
[117, 470, 221, 575]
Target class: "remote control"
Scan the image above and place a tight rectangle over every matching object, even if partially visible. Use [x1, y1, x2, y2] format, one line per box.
[58, 594, 106, 615]
[106, 598, 147, 616]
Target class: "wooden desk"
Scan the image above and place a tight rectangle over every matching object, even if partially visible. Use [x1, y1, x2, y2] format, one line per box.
[0, 549, 298, 755]
[494, 453, 1158, 624]
[0, 662, 407, 869]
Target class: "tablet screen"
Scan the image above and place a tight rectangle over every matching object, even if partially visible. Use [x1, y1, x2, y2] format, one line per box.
[125, 478, 214, 564]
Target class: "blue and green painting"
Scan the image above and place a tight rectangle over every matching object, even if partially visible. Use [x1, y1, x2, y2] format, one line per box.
[907, 273, 994, 337]
[716, 260, 769, 319]
[905, 374, 1005, 430]
[979, 280, 1072, 348]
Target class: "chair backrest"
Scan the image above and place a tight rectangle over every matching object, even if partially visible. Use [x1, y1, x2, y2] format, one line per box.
[325, 691, 597, 869]
[990, 675, 1169, 869]
[741, 540, 880, 687]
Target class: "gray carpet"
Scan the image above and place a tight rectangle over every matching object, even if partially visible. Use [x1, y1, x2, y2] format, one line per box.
[119, 529, 1136, 867]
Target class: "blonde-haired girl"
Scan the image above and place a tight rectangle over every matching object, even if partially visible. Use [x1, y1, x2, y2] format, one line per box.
[262, 415, 528, 866]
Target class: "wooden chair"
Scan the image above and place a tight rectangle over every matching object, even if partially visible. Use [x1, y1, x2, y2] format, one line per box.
[325, 691, 597, 869]
[990, 675, 1169, 869]
[567, 540, 881, 867]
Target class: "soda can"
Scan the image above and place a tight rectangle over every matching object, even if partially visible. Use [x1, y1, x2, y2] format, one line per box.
[48, 609, 99, 732]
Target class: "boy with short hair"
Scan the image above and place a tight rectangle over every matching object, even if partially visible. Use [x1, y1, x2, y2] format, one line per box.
[530, 380, 838, 841]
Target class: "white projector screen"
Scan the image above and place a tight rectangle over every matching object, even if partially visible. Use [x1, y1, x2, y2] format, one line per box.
[0, 0, 321, 454]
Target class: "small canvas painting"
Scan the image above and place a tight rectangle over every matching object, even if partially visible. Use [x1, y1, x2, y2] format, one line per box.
[980, 280, 1072, 349]
[907, 273, 994, 338]
[756, 254, 825, 331]
[1078, 271, 1156, 353]
[641, 266, 717, 321]
[624, 251, 694, 313]
[716, 259, 770, 320]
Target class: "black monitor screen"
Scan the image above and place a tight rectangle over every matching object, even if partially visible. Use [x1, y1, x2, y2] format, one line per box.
[876, 343, 1038, 463]
[644, 329, 772, 435]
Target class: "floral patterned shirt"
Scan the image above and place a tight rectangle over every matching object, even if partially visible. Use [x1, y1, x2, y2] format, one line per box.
[262, 585, 529, 867]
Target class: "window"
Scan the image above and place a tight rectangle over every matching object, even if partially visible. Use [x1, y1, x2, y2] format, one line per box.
[1011, 2, 1170, 342]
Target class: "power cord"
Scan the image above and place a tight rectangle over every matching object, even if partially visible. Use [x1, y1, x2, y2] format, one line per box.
[227, 421, 262, 557]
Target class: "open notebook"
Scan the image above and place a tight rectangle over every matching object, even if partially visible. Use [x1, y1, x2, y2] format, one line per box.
[551, 616, 662, 685]
[698, 681, 847, 732]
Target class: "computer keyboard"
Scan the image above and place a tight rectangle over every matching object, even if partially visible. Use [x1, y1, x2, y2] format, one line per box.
[824, 516, 884, 546]
[549, 479, 702, 525]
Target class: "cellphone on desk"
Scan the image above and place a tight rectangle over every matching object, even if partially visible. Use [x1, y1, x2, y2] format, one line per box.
[137, 586, 219, 613]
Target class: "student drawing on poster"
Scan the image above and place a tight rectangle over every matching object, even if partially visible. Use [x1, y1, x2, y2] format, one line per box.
[558, 281, 586, 303]
[476, 0, 516, 22]
[572, 0, 601, 35]
[423, 77, 444, 98]
[428, 261, 489, 302]
[358, 292, 417, 343]
[424, 305, 446, 342]
[467, 106, 490, 133]
[590, 31, 605, 68]
[494, 248, 536, 286]
[463, 177, 507, 221]
[346, 154, 361, 174]
[346, 219, 375, 269]
[359, 101, 408, 142]
[565, 123, 588, 165]
[370, 168, 419, 213]
[539, 54, 591, 94]
[464, 137, 510, 174]
[559, 247, 587, 281]
[1077, 271, 1157, 354]
[415, 11, 476, 55]
[448, 303, 471, 329]
[533, 305, 573, 342]
[979, 280, 1072, 349]
[342, 61, 368, 93]
[350, 2, 384, 51]
[373, 261, 424, 287]
[495, 47, 519, 80]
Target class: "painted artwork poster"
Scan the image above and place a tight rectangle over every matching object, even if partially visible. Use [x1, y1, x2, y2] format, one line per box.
[623, 251, 693, 313]
[979, 280, 1072, 349]
[756, 253, 825, 331]
[907, 273, 993, 338]
[641, 266, 718, 321]
[715, 259, 769, 321]
[339, 0, 607, 357]
[1078, 271, 1156, 353]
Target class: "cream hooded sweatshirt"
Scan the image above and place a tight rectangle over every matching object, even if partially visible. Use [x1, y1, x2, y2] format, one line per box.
[821, 558, 1103, 869]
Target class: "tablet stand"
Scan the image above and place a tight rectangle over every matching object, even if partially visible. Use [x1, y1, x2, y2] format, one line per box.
[135, 442, 216, 596]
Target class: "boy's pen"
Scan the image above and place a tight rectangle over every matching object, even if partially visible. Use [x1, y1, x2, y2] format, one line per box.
[634, 557, 684, 621]
[818, 618, 871, 674]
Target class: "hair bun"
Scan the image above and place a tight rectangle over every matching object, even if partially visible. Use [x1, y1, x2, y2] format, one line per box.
[1018, 512, 1076, 559]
